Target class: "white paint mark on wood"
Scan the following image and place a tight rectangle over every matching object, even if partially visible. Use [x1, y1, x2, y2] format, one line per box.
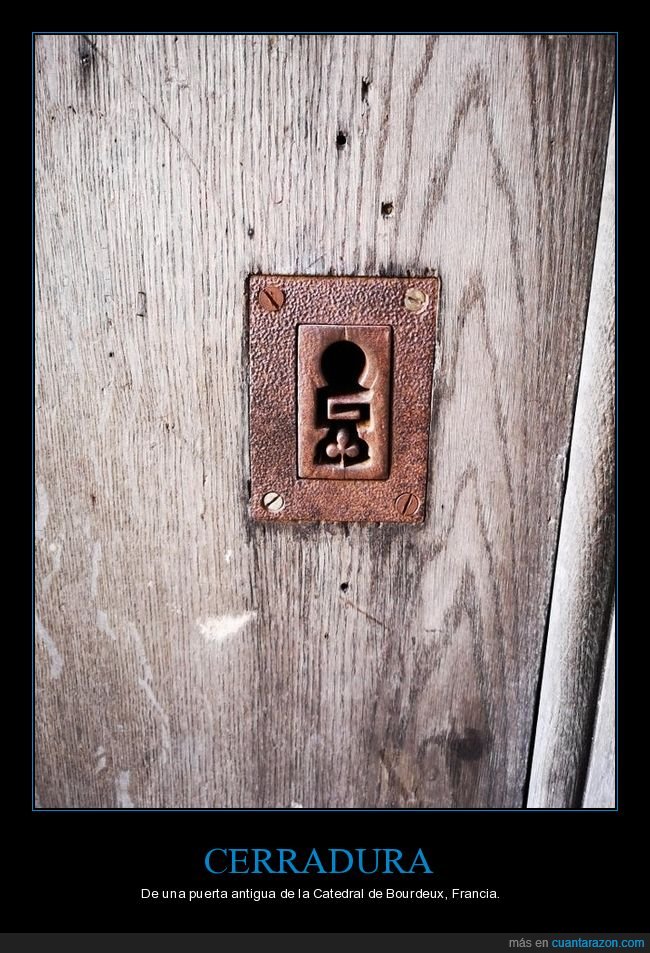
[42, 540, 63, 597]
[36, 614, 63, 679]
[35, 482, 49, 540]
[129, 623, 172, 764]
[116, 770, 134, 808]
[95, 746, 107, 774]
[197, 612, 256, 644]
[224, 550, 233, 565]
[90, 541, 102, 598]
[96, 609, 118, 642]
[98, 384, 115, 436]
[290, 801, 303, 808]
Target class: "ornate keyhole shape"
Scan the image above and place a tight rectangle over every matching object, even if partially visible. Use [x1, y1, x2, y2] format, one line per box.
[315, 340, 370, 468]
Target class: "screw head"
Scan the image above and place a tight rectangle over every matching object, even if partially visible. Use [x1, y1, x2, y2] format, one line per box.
[395, 492, 421, 517]
[258, 285, 285, 312]
[262, 491, 285, 513]
[404, 287, 428, 313]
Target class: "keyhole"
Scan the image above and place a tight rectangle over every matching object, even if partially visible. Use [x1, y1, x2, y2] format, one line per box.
[320, 340, 366, 392]
[296, 323, 392, 482]
[315, 340, 370, 468]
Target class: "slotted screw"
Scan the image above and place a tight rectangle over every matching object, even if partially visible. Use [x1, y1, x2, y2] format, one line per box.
[262, 491, 285, 513]
[404, 288, 428, 313]
[258, 285, 285, 312]
[395, 492, 420, 517]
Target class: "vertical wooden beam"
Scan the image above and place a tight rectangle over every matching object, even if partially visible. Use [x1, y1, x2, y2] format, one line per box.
[527, 110, 615, 808]
[582, 606, 615, 808]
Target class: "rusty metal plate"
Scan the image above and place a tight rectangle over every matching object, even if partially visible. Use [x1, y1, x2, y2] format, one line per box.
[248, 274, 439, 523]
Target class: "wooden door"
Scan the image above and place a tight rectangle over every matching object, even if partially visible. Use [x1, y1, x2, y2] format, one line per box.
[35, 34, 615, 809]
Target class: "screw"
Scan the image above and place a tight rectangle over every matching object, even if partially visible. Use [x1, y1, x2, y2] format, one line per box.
[258, 285, 285, 312]
[395, 492, 420, 517]
[404, 288, 428, 313]
[262, 491, 285, 513]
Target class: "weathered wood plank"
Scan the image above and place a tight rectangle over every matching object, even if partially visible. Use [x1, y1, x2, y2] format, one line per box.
[527, 110, 615, 809]
[582, 607, 615, 809]
[35, 34, 614, 808]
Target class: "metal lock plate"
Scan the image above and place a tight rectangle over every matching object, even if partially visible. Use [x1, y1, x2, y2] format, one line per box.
[248, 274, 439, 523]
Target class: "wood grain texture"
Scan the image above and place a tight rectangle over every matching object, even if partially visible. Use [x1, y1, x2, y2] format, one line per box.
[527, 111, 615, 809]
[582, 607, 615, 808]
[35, 34, 614, 808]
